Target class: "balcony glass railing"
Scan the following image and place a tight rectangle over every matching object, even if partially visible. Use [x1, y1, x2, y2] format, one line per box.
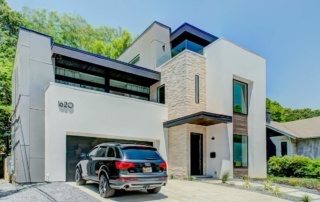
[171, 40, 204, 57]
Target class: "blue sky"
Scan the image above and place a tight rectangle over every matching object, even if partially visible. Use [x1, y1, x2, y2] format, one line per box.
[8, 0, 320, 109]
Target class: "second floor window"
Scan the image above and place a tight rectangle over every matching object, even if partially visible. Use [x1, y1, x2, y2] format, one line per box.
[157, 85, 165, 104]
[195, 75, 199, 104]
[233, 80, 248, 114]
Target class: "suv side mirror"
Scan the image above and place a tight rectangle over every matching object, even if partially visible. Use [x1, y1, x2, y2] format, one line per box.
[81, 153, 87, 159]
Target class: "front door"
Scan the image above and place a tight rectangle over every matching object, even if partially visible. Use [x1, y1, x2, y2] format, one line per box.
[190, 133, 203, 175]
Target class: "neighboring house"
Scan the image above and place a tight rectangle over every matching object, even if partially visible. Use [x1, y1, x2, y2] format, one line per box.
[266, 111, 320, 160]
[11, 21, 266, 183]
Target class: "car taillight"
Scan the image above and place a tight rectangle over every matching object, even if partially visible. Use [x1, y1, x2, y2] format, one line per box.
[159, 162, 167, 170]
[115, 161, 135, 169]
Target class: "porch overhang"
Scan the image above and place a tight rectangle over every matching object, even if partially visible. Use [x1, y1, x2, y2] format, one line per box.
[163, 111, 232, 128]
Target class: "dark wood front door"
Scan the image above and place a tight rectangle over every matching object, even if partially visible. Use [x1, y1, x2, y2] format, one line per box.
[190, 133, 203, 175]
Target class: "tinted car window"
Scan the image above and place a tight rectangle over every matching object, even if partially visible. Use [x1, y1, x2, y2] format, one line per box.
[88, 147, 98, 157]
[96, 147, 107, 157]
[107, 147, 115, 157]
[122, 148, 161, 160]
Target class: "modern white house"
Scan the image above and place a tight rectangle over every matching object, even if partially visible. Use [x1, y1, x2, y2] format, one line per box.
[11, 21, 266, 183]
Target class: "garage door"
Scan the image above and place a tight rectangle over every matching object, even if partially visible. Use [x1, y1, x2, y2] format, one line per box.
[66, 136, 153, 181]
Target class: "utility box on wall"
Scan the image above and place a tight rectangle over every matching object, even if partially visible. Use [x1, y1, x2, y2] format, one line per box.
[210, 152, 216, 158]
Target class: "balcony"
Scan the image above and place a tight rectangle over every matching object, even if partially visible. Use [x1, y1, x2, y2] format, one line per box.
[171, 39, 204, 57]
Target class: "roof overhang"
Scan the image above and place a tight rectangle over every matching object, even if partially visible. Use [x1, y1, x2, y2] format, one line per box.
[163, 111, 232, 128]
[170, 23, 218, 47]
[52, 44, 160, 83]
[266, 124, 297, 139]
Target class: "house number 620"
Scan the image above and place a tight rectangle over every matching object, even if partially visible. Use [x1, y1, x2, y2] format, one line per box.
[58, 101, 74, 109]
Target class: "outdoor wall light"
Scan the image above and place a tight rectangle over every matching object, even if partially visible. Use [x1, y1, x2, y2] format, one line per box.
[211, 137, 215, 140]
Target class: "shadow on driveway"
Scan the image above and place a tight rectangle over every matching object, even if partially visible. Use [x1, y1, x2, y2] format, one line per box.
[81, 182, 168, 201]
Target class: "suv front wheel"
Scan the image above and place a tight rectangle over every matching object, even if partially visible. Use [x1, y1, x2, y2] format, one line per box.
[99, 174, 115, 198]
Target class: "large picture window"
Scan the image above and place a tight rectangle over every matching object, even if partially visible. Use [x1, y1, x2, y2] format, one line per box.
[233, 80, 248, 114]
[233, 134, 248, 168]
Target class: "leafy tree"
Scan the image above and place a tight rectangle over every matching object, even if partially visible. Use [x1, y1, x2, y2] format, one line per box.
[267, 98, 320, 122]
[21, 7, 132, 59]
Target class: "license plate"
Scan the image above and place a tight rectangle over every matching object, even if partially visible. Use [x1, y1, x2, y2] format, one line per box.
[143, 167, 152, 173]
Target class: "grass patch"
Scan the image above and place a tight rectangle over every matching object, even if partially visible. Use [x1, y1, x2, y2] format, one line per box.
[268, 176, 320, 189]
[301, 194, 311, 202]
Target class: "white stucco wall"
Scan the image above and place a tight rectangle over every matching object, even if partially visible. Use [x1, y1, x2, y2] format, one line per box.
[270, 136, 296, 156]
[204, 39, 266, 178]
[45, 83, 168, 182]
[11, 29, 54, 183]
[117, 22, 171, 70]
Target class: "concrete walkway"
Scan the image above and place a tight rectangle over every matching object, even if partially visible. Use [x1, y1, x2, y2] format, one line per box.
[68, 180, 288, 202]
[200, 179, 320, 202]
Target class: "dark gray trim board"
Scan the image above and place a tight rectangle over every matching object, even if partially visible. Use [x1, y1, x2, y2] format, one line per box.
[52, 44, 160, 81]
[266, 125, 297, 139]
[163, 111, 232, 128]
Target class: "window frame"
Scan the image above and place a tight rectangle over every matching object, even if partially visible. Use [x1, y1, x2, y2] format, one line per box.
[195, 75, 199, 104]
[281, 141, 288, 156]
[233, 79, 248, 115]
[157, 85, 165, 104]
[233, 134, 248, 168]
[129, 54, 140, 65]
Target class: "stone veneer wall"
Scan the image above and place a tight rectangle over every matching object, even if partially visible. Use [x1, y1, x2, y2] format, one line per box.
[168, 124, 206, 178]
[157, 50, 206, 120]
[297, 138, 320, 158]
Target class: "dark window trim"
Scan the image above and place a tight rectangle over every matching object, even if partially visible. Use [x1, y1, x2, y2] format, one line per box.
[157, 84, 165, 104]
[233, 79, 248, 115]
[233, 134, 248, 169]
[195, 75, 199, 104]
[281, 141, 288, 156]
[129, 54, 140, 65]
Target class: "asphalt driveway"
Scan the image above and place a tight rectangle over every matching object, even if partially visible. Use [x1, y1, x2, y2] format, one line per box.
[68, 180, 288, 202]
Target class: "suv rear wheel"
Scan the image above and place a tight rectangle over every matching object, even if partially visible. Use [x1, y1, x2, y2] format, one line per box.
[147, 187, 161, 194]
[75, 168, 86, 185]
[99, 174, 115, 198]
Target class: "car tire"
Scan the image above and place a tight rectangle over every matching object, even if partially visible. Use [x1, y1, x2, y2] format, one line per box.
[147, 187, 161, 194]
[99, 174, 115, 198]
[75, 168, 86, 185]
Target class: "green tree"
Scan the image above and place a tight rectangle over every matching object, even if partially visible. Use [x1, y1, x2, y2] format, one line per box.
[21, 7, 132, 59]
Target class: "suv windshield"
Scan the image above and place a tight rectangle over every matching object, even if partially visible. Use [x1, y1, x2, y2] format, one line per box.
[122, 148, 161, 160]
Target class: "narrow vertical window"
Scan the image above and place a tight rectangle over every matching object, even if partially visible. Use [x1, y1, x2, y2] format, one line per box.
[157, 85, 165, 104]
[233, 80, 248, 114]
[195, 75, 199, 103]
[129, 54, 140, 65]
[233, 134, 248, 168]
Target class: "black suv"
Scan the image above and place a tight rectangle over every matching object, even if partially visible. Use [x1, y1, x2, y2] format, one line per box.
[75, 143, 167, 198]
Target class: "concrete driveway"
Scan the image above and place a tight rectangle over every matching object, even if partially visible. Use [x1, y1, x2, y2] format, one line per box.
[67, 180, 288, 202]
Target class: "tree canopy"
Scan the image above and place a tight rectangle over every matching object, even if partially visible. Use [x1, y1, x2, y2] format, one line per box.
[266, 98, 320, 122]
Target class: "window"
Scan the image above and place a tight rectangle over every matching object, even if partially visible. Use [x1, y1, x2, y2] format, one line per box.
[55, 66, 105, 84]
[96, 147, 107, 157]
[55, 80, 105, 92]
[233, 134, 248, 168]
[110, 79, 149, 94]
[122, 148, 161, 160]
[195, 75, 199, 104]
[157, 85, 165, 104]
[129, 54, 140, 65]
[171, 40, 204, 57]
[106, 147, 116, 158]
[281, 142, 288, 156]
[88, 147, 98, 157]
[233, 80, 248, 114]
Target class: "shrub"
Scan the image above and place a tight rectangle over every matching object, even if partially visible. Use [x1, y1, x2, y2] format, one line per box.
[301, 194, 311, 202]
[221, 172, 229, 183]
[268, 155, 320, 178]
[263, 179, 273, 191]
[187, 176, 196, 181]
[242, 175, 249, 180]
[243, 180, 251, 188]
[169, 174, 174, 179]
[271, 185, 283, 196]
[269, 177, 320, 189]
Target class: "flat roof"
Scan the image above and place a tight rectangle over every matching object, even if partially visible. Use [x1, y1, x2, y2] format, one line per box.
[163, 111, 232, 128]
[52, 43, 160, 82]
